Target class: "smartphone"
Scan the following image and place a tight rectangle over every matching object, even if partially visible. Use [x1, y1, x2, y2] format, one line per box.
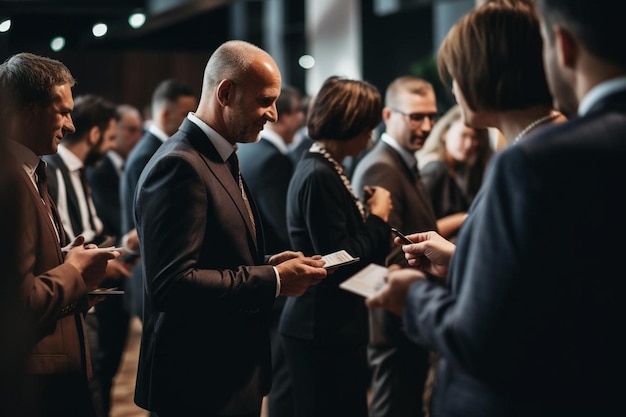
[391, 227, 413, 244]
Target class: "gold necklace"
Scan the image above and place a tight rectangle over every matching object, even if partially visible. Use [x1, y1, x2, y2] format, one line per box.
[513, 111, 562, 144]
[309, 143, 366, 220]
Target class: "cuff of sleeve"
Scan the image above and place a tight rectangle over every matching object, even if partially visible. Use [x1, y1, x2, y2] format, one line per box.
[273, 266, 281, 297]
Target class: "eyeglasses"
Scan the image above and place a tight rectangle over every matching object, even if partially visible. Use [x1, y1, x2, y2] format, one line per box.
[391, 108, 439, 125]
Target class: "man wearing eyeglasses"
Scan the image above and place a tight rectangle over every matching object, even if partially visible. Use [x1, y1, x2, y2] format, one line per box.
[352, 75, 439, 417]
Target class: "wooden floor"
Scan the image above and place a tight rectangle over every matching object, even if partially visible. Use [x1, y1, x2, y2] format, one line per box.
[110, 316, 148, 417]
[109, 317, 269, 417]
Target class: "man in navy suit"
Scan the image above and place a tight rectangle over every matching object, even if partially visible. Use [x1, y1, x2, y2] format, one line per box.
[120, 79, 197, 320]
[238, 84, 304, 417]
[133, 40, 327, 417]
[368, 1, 626, 416]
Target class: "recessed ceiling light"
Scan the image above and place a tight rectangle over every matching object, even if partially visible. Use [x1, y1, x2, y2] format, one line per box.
[129, 12, 146, 29]
[92, 23, 108, 38]
[0, 19, 11, 33]
[50, 36, 66, 52]
[299, 55, 315, 69]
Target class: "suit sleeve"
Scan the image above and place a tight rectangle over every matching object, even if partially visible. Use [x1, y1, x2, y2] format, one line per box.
[136, 153, 276, 315]
[402, 148, 543, 386]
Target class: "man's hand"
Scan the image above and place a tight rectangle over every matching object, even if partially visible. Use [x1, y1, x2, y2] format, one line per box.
[395, 231, 455, 278]
[275, 255, 327, 297]
[64, 245, 120, 291]
[104, 258, 133, 280]
[366, 265, 426, 316]
[268, 250, 304, 266]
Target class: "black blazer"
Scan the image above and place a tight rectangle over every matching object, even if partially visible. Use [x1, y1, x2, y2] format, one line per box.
[87, 153, 121, 240]
[403, 89, 626, 416]
[133, 118, 278, 415]
[280, 151, 390, 344]
[120, 132, 163, 235]
[119, 132, 163, 318]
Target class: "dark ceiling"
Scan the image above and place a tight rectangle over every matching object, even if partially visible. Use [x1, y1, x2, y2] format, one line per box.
[0, 0, 237, 58]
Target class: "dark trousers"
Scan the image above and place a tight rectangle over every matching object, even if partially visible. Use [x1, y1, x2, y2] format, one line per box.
[266, 302, 294, 417]
[28, 373, 96, 417]
[282, 334, 369, 417]
[94, 279, 131, 416]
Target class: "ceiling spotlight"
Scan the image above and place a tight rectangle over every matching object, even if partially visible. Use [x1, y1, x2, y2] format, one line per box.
[128, 12, 146, 29]
[92, 23, 108, 38]
[50, 36, 66, 52]
[0, 19, 11, 33]
[298, 55, 315, 70]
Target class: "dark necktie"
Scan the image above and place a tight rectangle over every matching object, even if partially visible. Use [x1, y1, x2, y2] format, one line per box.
[35, 159, 62, 242]
[227, 153, 256, 236]
[78, 167, 97, 232]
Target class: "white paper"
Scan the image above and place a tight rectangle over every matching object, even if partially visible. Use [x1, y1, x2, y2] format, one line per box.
[322, 250, 360, 269]
[339, 263, 388, 298]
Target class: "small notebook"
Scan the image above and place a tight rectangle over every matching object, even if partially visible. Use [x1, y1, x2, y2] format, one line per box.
[339, 263, 388, 298]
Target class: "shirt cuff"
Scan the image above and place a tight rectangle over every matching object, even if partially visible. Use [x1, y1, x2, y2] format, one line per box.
[273, 266, 281, 297]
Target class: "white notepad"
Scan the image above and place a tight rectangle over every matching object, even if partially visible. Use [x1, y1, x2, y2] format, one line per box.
[339, 263, 388, 298]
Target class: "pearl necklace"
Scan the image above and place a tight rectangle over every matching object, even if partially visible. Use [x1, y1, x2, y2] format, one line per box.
[513, 111, 562, 144]
[309, 143, 366, 220]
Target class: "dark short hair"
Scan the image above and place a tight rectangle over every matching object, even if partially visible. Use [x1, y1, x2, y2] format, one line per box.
[535, 0, 626, 70]
[307, 76, 382, 142]
[63, 94, 117, 144]
[151, 78, 196, 109]
[0, 52, 75, 112]
[437, 0, 552, 112]
[276, 84, 302, 116]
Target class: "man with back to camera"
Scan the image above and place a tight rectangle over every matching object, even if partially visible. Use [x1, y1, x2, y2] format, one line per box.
[120, 79, 197, 321]
[368, 0, 626, 415]
[1, 52, 117, 417]
[351, 76, 439, 417]
[132, 40, 327, 417]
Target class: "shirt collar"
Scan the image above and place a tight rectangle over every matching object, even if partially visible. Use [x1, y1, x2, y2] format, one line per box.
[187, 112, 236, 162]
[57, 144, 84, 172]
[148, 123, 171, 143]
[106, 150, 124, 172]
[381, 133, 418, 171]
[260, 128, 289, 155]
[578, 76, 626, 116]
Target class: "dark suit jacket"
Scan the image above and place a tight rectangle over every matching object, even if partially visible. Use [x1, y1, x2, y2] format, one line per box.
[352, 139, 438, 265]
[120, 132, 163, 317]
[13, 159, 90, 377]
[351, 139, 438, 417]
[133, 118, 278, 415]
[404, 89, 626, 416]
[87, 153, 121, 240]
[238, 136, 293, 255]
[280, 151, 391, 344]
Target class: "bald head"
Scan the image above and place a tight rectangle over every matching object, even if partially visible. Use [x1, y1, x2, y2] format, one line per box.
[196, 40, 281, 144]
[202, 40, 278, 95]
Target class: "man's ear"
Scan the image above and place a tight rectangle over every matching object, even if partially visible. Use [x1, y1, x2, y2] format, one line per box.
[555, 26, 578, 70]
[381, 107, 393, 123]
[216, 79, 233, 107]
[88, 126, 100, 146]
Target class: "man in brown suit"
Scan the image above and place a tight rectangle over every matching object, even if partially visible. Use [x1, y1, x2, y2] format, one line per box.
[1, 52, 118, 417]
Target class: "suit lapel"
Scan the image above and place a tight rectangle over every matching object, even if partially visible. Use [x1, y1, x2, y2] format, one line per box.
[180, 120, 262, 253]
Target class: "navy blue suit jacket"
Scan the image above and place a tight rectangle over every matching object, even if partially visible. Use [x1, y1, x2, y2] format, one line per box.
[404, 89, 626, 416]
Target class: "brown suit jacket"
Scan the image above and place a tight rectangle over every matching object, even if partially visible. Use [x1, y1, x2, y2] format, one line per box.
[15, 161, 91, 378]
